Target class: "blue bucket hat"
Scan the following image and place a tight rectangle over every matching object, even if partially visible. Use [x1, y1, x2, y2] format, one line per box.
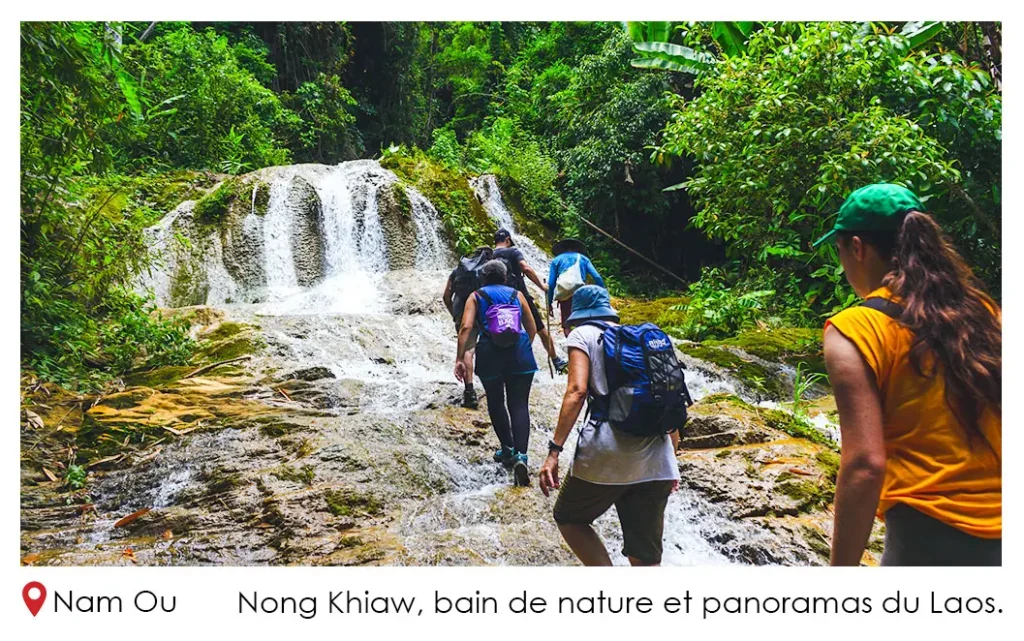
[566, 285, 619, 325]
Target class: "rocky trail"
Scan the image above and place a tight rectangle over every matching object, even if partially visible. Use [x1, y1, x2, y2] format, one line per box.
[20, 161, 882, 566]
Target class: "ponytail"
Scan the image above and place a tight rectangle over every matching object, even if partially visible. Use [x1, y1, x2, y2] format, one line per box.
[882, 211, 1001, 445]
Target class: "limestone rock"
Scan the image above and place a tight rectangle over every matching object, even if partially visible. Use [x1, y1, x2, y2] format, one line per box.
[286, 175, 326, 287]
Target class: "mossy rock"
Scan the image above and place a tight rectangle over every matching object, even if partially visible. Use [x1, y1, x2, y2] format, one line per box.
[77, 171, 221, 228]
[123, 366, 194, 389]
[196, 322, 263, 363]
[76, 412, 155, 459]
[612, 296, 690, 329]
[678, 344, 788, 399]
[253, 181, 271, 216]
[708, 327, 824, 375]
[776, 479, 835, 512]
[200, 468, 246, 495]
[381, 150, 491, 254]
[761, 408, 838, 450]
[193, 178, 242, 224]
[271, 464, 316, 486]
[388, 182, 412, 219]
[323, 488, 383, 518]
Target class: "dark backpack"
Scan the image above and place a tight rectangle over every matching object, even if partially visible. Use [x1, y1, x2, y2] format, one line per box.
[582, 321, 693, 437]
[493, 247, 526, 291]
[452, 248, 493, 301]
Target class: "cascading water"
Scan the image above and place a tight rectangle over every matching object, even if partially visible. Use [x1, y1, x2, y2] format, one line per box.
[471, 174, 550, 272]
[30, 160, 828, 567]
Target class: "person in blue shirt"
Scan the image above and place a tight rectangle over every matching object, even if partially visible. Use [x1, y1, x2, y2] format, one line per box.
[546, 239, 606, 337]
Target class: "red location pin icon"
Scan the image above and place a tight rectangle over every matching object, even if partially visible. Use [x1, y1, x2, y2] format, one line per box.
[23, 581, 46, 616]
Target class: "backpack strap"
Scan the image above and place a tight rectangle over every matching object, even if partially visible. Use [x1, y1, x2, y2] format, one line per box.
[860, 296, 903, 320]
[476, 289, 493, 307]
[576, 320, 613, 424]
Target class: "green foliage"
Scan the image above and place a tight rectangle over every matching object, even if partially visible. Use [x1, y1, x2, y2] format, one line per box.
[669, 268, 775, 341]
[21, 22, 195, 391]
[466, 117, 565, 227]
[282, 73, 363, 162]
[120, 26, 292, 172]
[64, 464, 88, 490]
[792, 362, 829, 418]
[659, 22, 1001, 312]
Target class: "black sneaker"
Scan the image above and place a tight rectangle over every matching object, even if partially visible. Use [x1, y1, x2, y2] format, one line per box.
[552, 356, 569, 374]
[462, 387, 478, 409]
[512, 453, 530, 487]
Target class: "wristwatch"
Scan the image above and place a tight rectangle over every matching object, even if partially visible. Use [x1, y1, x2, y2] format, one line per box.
[548, 440, 564, 454]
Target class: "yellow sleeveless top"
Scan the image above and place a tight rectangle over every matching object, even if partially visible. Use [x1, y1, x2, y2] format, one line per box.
[826, 287, 1001, 538]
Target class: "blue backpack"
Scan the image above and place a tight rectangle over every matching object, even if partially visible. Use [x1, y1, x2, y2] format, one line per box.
[582, 321, 693, 436]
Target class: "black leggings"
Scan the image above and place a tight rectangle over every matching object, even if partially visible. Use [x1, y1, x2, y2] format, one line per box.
[480, 373, 534, 453]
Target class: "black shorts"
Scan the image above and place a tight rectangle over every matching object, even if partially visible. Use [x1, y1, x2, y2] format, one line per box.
[553, 475, 674, 564]
[520, 289, 545, 331]
[881, 503, 1001, 566]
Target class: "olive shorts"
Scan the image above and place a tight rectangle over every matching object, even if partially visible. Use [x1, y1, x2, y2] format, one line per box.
[553, 474, 674, 564]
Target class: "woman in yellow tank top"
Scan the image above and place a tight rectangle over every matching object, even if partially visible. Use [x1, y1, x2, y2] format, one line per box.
[815, 184, 1001, 566]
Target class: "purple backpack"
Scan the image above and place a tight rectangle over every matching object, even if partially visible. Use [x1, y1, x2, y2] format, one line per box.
[477, 288, 522, 348]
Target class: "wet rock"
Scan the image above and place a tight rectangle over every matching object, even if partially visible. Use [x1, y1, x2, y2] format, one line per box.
[378, 182, 416, 270]
[286, 175, 327, 287]
[680, 415, 771, 449]
[286, 366, 336, 382]
[220, 188, 267, 291]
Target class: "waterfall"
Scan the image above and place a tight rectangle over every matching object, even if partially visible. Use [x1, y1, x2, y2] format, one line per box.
[141, 160, 454, 314]
[470, 174, 550, 273]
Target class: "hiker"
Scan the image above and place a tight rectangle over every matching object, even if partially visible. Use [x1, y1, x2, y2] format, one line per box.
[539, 285, 686, 566]
[546, 238, 605, 337]
[493, 228, 568, 373]
[455, 259, 539, 486]
[816, 183, 1001, 566]
[444, 246, 493, 408]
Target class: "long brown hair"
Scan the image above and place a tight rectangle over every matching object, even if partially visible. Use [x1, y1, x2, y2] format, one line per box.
[842, 211, 1001, 446]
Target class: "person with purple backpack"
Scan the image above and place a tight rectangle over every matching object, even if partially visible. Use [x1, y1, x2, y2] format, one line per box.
[455, 259, 539, 486]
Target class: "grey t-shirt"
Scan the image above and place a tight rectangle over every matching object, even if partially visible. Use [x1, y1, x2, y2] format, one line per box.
[565, 324, 680, 485]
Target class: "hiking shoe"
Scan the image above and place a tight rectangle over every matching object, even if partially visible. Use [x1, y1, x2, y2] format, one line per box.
[462, 387, 478, 409]
[512, 453, 530, 487]
[552, 356, 569, 374]
[493, 446, 514, 468]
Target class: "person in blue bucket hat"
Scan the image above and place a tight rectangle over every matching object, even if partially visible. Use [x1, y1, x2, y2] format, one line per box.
[539, 285, 681, 566]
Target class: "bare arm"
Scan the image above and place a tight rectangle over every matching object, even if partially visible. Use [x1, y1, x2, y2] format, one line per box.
[518, 291, 538, 342]
[825, 325, 887, 566]
[520, 260, 547, 292]
[539, 346, 589, 496]
[443, 277, 454, 315]
[456, 294, 478, 362]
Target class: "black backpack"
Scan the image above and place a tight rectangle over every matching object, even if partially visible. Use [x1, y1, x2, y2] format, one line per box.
[493, 247, 526, 291]
[452, 247, 493, 301]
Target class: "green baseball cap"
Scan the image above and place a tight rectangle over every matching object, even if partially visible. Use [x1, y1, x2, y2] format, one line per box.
[812, 183, 923, 248]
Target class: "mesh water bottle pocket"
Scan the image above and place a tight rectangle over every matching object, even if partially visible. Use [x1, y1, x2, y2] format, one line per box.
[608, 386, 636, 423]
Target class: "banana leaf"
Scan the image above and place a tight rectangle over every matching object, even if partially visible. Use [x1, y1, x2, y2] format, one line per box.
[901, 21, 944, 49]
[711, 21, 755, 57]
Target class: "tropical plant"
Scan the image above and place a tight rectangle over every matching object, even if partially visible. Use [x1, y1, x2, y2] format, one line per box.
[792, 362, 829, 417]
[658, 22, 1000, 313]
